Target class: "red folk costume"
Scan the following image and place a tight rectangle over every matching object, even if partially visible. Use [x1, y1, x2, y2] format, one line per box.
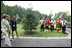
[45, 19, 50, 26]
[59, 20, 62, 26]
[60, 18, 63, 26]
[56, 20, 61, 31]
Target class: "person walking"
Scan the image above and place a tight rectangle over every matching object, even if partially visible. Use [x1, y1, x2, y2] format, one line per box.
[1, 14, 12, 47]
[10, 16, 18, 39]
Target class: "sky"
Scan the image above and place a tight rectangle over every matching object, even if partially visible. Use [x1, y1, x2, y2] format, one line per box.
[3, 1, 71, 16]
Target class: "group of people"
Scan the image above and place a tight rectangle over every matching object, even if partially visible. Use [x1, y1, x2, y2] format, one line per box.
[1, 14, 18, 47]
[40, 17, 67, 34]
[1, 14, 68, 47]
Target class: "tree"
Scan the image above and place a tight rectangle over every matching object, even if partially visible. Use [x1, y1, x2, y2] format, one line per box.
[48, 13, 53, 21]
[1, 1, 7, 20]
[22, 8, 39, 32]
[66, 15, 71, 22]
[54, 12, 70, 21]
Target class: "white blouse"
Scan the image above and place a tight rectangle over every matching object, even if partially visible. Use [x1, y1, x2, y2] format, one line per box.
[1, 19, 10, 32]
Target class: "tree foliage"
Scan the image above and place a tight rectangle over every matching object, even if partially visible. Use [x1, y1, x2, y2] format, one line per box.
[22, 8, 39, 32]
[1, 1, 71, 24]
[54, 12, 71, 21]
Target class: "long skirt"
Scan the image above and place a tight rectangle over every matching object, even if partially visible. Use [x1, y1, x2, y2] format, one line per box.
[1, 28, 11, 45]
[56, 24, 61, 31]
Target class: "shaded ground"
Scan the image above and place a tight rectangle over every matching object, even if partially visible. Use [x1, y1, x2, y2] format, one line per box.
[1, 38, 71, 47]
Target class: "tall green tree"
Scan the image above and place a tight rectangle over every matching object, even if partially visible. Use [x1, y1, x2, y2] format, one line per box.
[22, 8, 39, 32]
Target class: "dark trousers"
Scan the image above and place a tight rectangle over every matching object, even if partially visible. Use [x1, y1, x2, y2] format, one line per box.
[1, 31, 2, 34]
[60, 25, 62, 28]
[51, 25, 54, 31]
[62, 25, 66, 34]
[1, 31, 2, 37]
[11, 27, 16, 32]
[41, 24, 44, 32]
[45, 26, 49, 29]
[1, 31, 2, 40]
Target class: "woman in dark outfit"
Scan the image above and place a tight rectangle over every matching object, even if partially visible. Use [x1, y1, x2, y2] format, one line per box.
[10, 16, 18, 39]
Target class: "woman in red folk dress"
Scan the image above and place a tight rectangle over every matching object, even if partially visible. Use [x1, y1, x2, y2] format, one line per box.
[56, 18, 61, 32]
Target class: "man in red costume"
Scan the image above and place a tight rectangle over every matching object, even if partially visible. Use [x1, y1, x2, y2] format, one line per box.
[45, 18, 50, 32]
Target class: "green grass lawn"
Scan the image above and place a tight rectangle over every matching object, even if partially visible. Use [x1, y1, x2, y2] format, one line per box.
[9, 24, 67, 37]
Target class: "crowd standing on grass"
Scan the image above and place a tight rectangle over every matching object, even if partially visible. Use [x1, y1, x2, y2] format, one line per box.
[40, 17, 68, 34]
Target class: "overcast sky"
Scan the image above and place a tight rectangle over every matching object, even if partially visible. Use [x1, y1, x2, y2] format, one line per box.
[3, 1, 71, 16]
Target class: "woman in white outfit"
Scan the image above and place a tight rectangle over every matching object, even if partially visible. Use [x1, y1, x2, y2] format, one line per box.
[1, 14, 12, 47]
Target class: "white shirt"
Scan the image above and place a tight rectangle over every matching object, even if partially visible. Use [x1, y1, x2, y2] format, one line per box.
[1, 19, 10, 32]
[51, 20, 55, 26]
[60, 20, 66, 26]
[40, 20, 42, 23]
[40, 20, 43, 25]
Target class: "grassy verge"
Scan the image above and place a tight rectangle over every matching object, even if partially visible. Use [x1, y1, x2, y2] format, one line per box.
[8, 24, 67, 37]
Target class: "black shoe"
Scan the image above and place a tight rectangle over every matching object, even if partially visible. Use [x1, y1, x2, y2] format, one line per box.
[5, 44, 12, 47]
[10, 39, 12, 41]
[63, 32, 68, 35]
